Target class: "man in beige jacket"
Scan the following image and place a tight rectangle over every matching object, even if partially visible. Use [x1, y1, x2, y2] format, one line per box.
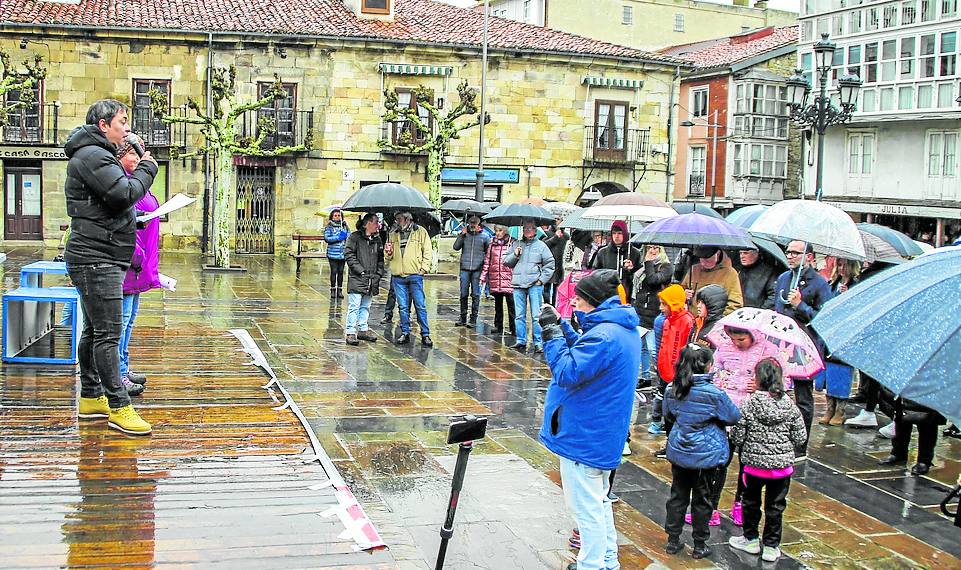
[384, 211, 434, 347]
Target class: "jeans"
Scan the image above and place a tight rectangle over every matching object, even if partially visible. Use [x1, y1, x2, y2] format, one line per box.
[793, 379, 814, 454]
[458, 269, 482, 321]
[892, 420, 939, 464]
[742, 474, 791, 547]
[639, 328, 655, 377]
[513, 285, 543, 347]
[543, 283, 556, 306]
[492, 292, 515, 331]
[393, 274, 429, 336]
[560, 457, 618, 570]
[665, 465, 719, 546]
[328, 258, 345, 290]
[119, 293, 141, 378]
[345, 293, 372, 335]
[68, 263, 129, 409]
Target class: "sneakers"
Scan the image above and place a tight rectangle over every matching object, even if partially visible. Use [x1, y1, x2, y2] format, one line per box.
[845, 409, 879, 428]
[509, 343, 527, 352]
[684, 510, 721, 526]
[654, 447, 667, 459]
[622, 441, 632, 456]
[346, 334, 359, 346]
[421, 335, 433, 347]
[879, 422, 896, 439]
[356, 330, 378, 342]
[728, 535, 761, 555]
[126, 371, 147, 385]
[531, 344, 543, 354]
[648, 422, 665, 435]
[395, 333, 411, 345]
[607, 490, 620, 503]
[730, 501, 743, 526]
[945, 424, 961, 439]
[78, 395, 110, 419]
[568, 528, 580, 549]
[107, 405, 152, 435]
[122, 376, 144, 397]
[380, 314, 392, 324]
[762, 546, 782, 562]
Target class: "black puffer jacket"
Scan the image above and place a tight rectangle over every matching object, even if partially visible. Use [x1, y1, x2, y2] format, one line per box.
[591, 243, 642, 301]
[694, 284, 728, 343]
[631, 260, 673, 329]
[544, 230, 570, 285]
[344, 230, 384, 296]
[731, 391, 807, 470]
[738, 259, 778, 309]
[63, 125, 157, 269]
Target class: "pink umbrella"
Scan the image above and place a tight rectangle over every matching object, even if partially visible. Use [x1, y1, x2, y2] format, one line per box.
[706, 307, 824, 379]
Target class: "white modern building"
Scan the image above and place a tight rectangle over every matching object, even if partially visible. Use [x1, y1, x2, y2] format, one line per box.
[798, 0, 961, 244]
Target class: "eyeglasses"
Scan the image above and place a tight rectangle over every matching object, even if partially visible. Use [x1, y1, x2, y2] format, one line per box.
[785, 250, 805, 257]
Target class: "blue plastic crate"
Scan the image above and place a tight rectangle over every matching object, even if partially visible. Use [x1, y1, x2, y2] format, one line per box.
[2, 286, 80, 365]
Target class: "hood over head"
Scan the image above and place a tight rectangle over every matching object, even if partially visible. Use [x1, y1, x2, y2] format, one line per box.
[696, 284, 728, 322]
[610, 220, 629, 235]
[658, 284, 688, 315]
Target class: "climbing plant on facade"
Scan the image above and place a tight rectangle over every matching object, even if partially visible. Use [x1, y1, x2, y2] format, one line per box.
[0, 50, 46, 127]
[149, 65, 313, 269]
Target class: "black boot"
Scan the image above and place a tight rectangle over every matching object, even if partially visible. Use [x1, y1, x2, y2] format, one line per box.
[456, 297, 468, 326]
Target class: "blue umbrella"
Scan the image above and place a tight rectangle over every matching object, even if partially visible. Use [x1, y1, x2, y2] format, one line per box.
[811, 247, 961, 421]
[726, 205, 769, 229]
[857, 223, 925, 257]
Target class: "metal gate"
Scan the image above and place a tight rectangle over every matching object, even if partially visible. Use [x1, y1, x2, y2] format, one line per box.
[235, 166, 275, 254]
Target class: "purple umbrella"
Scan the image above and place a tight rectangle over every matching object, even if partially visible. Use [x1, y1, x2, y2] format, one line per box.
[629, 212, 757, 250]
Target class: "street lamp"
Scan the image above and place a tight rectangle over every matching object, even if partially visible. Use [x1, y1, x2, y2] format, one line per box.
[680, 110, 725, 209]
[787, 33, 862, 201]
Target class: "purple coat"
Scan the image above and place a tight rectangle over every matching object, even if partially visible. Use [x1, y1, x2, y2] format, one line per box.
[123, 191, 162, 295]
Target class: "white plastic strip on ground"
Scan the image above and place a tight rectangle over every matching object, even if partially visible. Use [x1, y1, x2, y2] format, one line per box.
[227, 329, 386, 551]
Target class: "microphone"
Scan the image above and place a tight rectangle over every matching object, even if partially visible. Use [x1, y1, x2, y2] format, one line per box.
[125, 134, 146, 158]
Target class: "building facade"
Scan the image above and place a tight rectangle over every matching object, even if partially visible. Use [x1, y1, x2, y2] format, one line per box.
[798, 0, 961, 243]
[485, 0, 797, 51]
[664, 26, 801, 209]
[0, 0, 685, 252]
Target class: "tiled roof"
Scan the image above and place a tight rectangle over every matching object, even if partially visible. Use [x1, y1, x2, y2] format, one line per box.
[659, 26, 798, 70]
[0, 0, 687, 65]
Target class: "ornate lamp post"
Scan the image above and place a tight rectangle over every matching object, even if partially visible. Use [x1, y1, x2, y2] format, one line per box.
[786, 33, 862, 201]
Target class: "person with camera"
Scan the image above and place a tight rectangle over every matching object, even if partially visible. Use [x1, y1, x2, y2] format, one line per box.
[537, 269, 641, 570]
[66, 99, 157, 436]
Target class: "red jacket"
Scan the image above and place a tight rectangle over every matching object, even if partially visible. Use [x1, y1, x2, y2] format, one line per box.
[481, 237, 514, 293]
[657, 285, 694, 383]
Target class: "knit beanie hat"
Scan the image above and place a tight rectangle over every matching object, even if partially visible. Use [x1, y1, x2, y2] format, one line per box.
[610, 220, 628, 235]
[575, 269, 621, 307]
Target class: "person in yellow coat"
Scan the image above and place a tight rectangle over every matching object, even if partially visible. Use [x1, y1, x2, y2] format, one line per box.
[384, 211, 434, 347]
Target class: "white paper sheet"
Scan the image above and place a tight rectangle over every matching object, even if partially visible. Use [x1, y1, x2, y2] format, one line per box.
[159, 273, 177, 291]
[137, 193, 196, 223]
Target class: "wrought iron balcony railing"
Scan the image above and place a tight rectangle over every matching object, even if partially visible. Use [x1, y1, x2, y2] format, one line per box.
[1, 102, 59, 145]
[583, 126, 650, 164]
[240, 108, 314, 152]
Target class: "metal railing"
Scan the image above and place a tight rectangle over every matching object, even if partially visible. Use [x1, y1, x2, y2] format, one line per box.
[240, 108, 313, 151]
[583, 126, 650, 163]
[1, 102, 59, 145]
[688, 174, 706, 197]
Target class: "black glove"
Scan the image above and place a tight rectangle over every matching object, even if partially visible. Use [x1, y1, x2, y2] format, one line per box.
[538, 303, 560, 328]
[542, 323, 562, 342]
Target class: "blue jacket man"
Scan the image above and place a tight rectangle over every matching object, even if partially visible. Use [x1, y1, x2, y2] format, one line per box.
[538, 269, 641, 570]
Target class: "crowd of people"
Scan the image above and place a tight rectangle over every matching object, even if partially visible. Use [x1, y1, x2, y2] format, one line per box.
[322, 204, 953, 562]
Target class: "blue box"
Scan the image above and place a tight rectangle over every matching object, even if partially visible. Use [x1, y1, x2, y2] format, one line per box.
[2, 286, 80, 365]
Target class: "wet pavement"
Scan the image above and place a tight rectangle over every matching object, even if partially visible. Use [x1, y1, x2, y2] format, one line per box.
[1, 248, 960, 569]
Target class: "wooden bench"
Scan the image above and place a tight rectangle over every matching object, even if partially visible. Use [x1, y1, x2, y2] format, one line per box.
[290, 234, 327, 273]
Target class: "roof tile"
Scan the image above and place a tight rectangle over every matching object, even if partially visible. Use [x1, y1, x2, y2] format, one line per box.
[660, 25, 798, 70]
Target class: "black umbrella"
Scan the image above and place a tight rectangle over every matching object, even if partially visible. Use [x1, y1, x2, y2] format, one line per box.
[342, 182, 434, 213]
[483, 203, 554, 226]
[380, 210, 442, 238]
[440, 199, 496, 216]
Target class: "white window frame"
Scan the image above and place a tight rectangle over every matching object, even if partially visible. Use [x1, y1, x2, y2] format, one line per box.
[690, 86, 709, 118]
[524, 0, 531, 21]
[674, 13, 685, 32]
[925, 129, 959, 177]
[846, 131, 877, 176]
[622, 5, 633, 25]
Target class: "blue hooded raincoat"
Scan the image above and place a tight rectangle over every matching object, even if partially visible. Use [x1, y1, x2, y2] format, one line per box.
[539, 296, 642, 470]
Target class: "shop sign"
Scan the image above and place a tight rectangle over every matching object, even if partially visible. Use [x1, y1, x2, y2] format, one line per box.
[0, 146, 67, 160]
[827, 200, 961, 220]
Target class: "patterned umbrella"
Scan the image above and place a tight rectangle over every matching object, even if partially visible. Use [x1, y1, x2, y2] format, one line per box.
[859, 230, 905, 263]
[630, 212, 756, 250]
[812, 247, 961, 420]
[707, 308, 825, 379]
[857, 223, 925, 257]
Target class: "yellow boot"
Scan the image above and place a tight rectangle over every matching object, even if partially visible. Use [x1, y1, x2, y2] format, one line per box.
[107, 405, 152, 435]
[78, 395, 110, 419]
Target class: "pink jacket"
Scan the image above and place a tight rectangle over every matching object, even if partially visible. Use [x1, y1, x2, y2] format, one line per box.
[123, 191, 162, 295]
[481, 237, 514, 293]
[712, 338, 783, 409]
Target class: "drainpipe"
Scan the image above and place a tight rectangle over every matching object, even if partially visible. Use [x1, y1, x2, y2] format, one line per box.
[665, 66, 680, 202]
[201, 32, 213, 255]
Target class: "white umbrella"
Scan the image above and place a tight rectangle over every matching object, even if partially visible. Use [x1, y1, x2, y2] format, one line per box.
[749, 200, 866, 260]
[544, 201, 580, 218]
[582, 193, 678, 223]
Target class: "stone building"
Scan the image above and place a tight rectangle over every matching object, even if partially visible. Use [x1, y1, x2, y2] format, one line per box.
[484, 0, 797, 52]
[662, 25, 802, 209]
[0, 0, 686, 253]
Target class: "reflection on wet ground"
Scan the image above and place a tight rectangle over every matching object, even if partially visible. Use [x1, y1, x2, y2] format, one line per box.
[1, 249, 960, 569]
